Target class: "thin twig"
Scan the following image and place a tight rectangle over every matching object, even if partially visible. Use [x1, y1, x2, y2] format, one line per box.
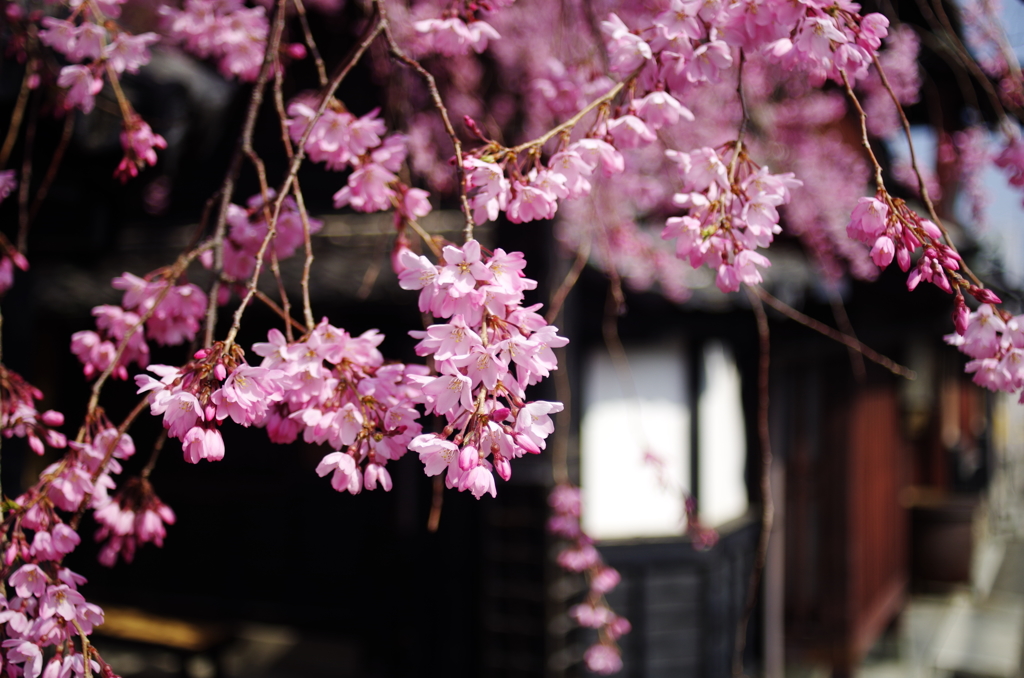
[545, 238, 591, 325]
[141, 431, 168, 479]
[826, 286, 866, 382]
[734, 286, 774, 678]
[80, 246, 208, 436]
[268, 250, 294, 341]
[0, 64, 32, 170]
[872, 55, 986, 289]
[27, 113, 74, 235]
[70, 620, 93, 678]
[70, 395, 150, 531]
[427, 475, 444, 532]
[840, 70, 886, 192]
[406, 217, 443, 258]
[271, 61, 317, 330]
[16, 92, 38, 251]
[203, 0, 288, 347]
[250, 284, 307, 333]
[223, 11, 387, 348]
[753, 286, 916, 379]
[374, 0, 474, 242]
[292, 0, 328, 87]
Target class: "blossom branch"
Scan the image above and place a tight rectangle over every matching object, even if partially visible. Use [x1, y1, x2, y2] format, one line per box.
[80, 245, 208, 435]
[374, 0, 474, 242]
[202, 0, 287, 346]
[0, 64, 32, 170]
[546, 238, 592, 325]
[218, 9, 387, 349]
[871, 55, 986, 289]
[69, 396, 150, 531]
[271, 60, 317, 330]
[69, 620, 93, 678]
[841, 70, 886, 192]
[292, 0, 328, 87]
[752, 285, 916, 379]
[26, 113, 74, 238]
[734, 285, 774, 678]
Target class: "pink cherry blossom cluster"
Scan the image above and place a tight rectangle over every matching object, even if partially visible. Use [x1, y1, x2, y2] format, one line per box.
[398, 239, 567, 499]
[115, 114, 168, 183]
[286, 100, 431, 218]
[0, 421, 141, 676]
[845, 192, 972, 295]
[160, 0, 269, 82]
[94, 477, 175, 567]
[39, 14, 160, 114]
[547, 485, 630, 675]
[464, 138, 627, 225]
[411, 0, 504, 57]
[71, 272, 206, 380]
[0, 367, 67, 457]
[249, 320, 426, 494]
[50, 426, 134, 519]
[662, 143, 800, 292]
[204, 191, 324, 284]
[136, 342, 274, 463]
[945, 305, 1024, 398]
[598, 0, 887, 91]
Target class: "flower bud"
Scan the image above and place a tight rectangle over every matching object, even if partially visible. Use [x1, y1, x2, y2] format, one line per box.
[285, 43, 307, 59]
[953, 294, 969, 336]
[194, 348, 210, 360]
[458, 445, 478, 471]
[490, 407, 511, 422]
[41, 410, 64, 427]
[494, 455, 511, 481]
[970, 286, 1002, 304]
[214, 363, 227, 381]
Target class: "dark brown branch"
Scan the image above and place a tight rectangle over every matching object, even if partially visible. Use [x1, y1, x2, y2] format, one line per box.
[223, 10, 387, 348]
[27, 113, 74, 235]
[753, 286, 916, 379]
[546, 239, 591, 325]
[0, 64, 32, 170]
[734, 286, 774, 678]
[374, 0, 475, 242]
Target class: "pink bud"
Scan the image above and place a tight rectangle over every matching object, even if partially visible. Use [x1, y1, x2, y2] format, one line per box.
[214, 363, 227, 381]
[390, 232, 411, 276]
[920, 219, 943, 241]
[11, 252, 28, 271]
[26, 74, 39, 90]
[204, 405, 217, 422]
[4, 544, 17, 566]
[28, 435, 44, 455]
[896, 247, 911, 272]
[194, 348, 210, 360]
[494, 455, 511, 481]
[41, 410, 64, 427]
[607, 616, 632, 639]
[953, 295, 969, 335]
[515, 434, 541, 455]
[490, 407, 511, 422]
[458, 445, 478, 471]
[285, 43, 307, 59]
[971, 287, 1002, 304]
